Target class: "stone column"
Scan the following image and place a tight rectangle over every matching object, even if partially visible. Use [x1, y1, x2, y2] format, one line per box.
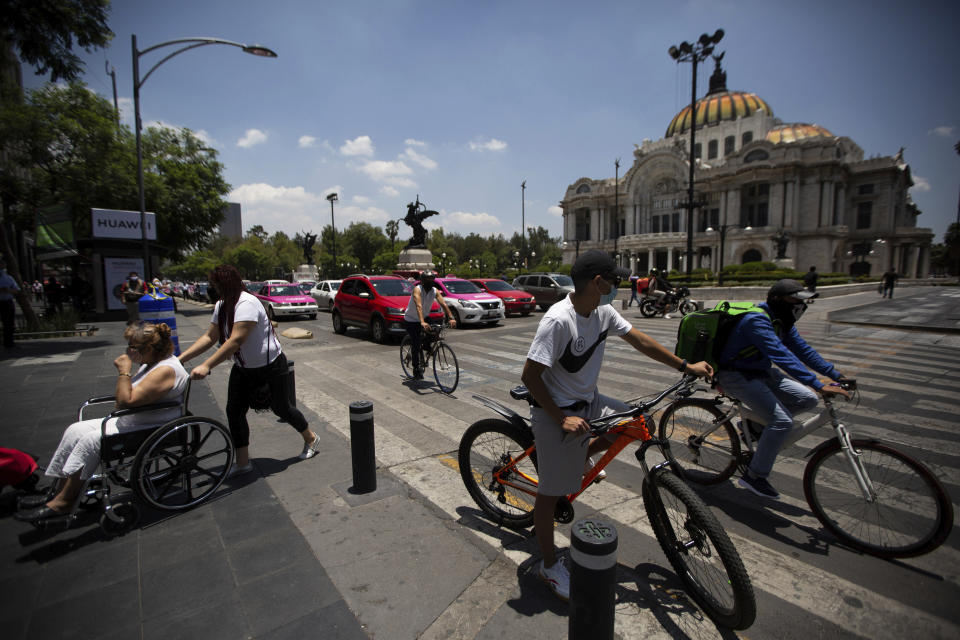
[771, 182, 786, 228]
[647, 248, 654, 272]
[666, 247, 674, 272]
[590, 208, 599, 243]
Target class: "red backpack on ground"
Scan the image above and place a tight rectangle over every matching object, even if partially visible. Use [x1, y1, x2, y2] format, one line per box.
[0, 447, 39, 488]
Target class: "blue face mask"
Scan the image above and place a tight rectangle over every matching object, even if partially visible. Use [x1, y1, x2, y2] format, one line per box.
[599, 285, 618, 306]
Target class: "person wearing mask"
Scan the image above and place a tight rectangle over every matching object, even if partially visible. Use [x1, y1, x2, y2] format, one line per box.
[403, 270, 456, 379]
[178, 265, 320, 474]
[715, 279, 850, 499]
[118, 272, 147, 324]
[0, 258, 19, 349]
[520, 250, 712, 601]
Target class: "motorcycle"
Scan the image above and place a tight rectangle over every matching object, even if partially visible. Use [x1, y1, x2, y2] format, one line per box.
[639, 286, 698, 317]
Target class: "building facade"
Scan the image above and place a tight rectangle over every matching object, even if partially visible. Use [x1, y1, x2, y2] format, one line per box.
[559, 60, 932, 278]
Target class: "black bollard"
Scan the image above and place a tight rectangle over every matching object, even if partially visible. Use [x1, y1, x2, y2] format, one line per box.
[349, 401, 376, 493]
[569, 518, 618, 640]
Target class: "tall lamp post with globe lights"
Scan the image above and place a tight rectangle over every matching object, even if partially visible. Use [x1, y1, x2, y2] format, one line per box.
[132, 35, 277, 279]
[326, 192, 338, 276]
[706, 223, 751, 286]
[668, 29, 724, 284]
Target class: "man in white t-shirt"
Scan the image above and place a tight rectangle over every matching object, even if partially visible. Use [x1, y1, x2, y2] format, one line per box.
[521, 250, 712, 601]
[403, 271, 455, 379]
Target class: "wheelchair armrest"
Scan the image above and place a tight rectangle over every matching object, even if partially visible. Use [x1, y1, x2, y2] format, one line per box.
[108, 400, 183, 418]
[79, 396, 118, 420]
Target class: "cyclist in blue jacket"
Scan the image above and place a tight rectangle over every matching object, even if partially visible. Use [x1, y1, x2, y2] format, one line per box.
[716, 279, 850, 499]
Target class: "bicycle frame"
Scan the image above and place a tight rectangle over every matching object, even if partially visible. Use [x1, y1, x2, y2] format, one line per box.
[709, 389, 880, 502]
[491, 413, 671, 506]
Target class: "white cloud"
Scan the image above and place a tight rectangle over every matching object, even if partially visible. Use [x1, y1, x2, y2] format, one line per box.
[402, 146, 437, 170]
[237, 129, 268, 148]
[360, 159, 414, 182]
[385, 176, 417, 188]
[340, 135, 375, 156]
[380, 186, 399, 197]
[912, 175, 931, 192]
[469, 137, 508, 152]
[298, 135, 316, 148]
[440, 211, 502, 232]
[405, 138, 427, 147]
[547, 205, 563, 217]
[928, 126, 955, 137]
[352, 195, 371, 204]
[229, 182, 388, 234]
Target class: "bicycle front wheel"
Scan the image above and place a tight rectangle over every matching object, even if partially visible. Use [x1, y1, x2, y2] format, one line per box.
[643, 469, 756, 630]
[803, 439, 953, 558]
[659, 399, 740, 484]
[458, 419, 538, 528]
[400, 334, 416, 378]
[432, 342, 459, 394]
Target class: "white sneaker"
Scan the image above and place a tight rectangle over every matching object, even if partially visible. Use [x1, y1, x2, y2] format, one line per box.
[539, 558, 570, 601]
[299, 437, 321, 460]
[663, 314, 672, 319]
[228, 462, 254, 477]
[585, 455, 607, 482]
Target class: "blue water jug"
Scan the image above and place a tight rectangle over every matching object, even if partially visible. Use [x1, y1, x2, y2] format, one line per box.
[138, 287, 180, 355]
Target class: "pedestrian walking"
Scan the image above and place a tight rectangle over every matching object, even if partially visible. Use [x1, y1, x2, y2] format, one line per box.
[0, 258, 20, 349]
[881, 270, 898, 298]
[178, 264, 321, 475]
[44, 277, 64, 315]
[627, 275, 641, 307]
[117, 272, 147, 325]
[803, 266, 818, 302]
[31, 280, 43, 302]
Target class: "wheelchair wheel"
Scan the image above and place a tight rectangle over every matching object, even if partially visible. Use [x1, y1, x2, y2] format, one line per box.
[131, 417, 234, 511]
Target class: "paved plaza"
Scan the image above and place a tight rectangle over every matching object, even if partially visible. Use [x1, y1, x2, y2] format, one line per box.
[1, 285, 959, 639]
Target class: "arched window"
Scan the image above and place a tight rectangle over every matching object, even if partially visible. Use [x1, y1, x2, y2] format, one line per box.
[724, 135, 735, 156]
[576, 183, 591, 194]
[708, 139, 718, 159]
[742, 131, 753, 145]
[742, 249, 761, 263]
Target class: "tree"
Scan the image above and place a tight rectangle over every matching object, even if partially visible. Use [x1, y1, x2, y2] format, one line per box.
[0, 0, 113, 84]
[341, 222, 387, 271]
[385, 219, 399, 249]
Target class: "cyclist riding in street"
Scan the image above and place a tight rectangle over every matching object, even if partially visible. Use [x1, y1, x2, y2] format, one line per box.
[404, 270, 455, 379]
[716, 278, 850, 499]
[521, 250, 712, 601]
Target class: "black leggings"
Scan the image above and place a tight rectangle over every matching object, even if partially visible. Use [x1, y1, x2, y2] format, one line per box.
[226, 353, 308, 448]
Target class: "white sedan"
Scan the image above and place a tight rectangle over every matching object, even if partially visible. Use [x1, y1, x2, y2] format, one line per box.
[310, 279, 342, 311]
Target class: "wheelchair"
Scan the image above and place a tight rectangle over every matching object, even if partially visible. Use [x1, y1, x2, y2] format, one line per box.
[38, 379, 235, 536]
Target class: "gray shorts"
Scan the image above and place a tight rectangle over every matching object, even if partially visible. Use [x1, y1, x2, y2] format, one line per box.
[530, 393, 630, 496]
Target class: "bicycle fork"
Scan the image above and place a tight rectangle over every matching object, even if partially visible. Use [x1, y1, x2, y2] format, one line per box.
[829, 408, 879, 503]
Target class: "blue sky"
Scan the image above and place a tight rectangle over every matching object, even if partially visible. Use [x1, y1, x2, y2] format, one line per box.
[22, 0, 960, 244]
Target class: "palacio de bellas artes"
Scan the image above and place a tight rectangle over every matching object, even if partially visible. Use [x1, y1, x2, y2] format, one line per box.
[559, 56, 933, 278]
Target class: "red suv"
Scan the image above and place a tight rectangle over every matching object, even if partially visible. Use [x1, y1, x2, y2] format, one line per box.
[469, 278, 536, 316]
[332, 275, 443, 343]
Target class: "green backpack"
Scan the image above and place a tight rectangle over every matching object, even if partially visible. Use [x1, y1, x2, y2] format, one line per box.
[674, 301, 769, 371]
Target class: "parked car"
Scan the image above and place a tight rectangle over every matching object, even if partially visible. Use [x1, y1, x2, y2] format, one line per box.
[332, 275, 442, 344]
[434, 277, 504, 327]
[310, 280, 342, 311]
[469, 278, 536, 316]
[512, 273, 574, 310]
[253, 283, 318, 320]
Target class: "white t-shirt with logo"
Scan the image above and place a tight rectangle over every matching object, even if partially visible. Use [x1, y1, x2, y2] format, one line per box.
[526, 296, 632, 407]
[211, 291, 281, 368]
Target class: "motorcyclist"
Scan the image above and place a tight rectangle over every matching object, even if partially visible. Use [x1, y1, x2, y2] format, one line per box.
[647, 268, 676, 318]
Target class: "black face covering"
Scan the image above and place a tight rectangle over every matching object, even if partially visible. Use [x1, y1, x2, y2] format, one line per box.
[768, 299, 807, 328]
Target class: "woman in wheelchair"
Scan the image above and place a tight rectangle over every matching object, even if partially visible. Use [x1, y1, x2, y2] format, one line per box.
[15, 323, 188, 523]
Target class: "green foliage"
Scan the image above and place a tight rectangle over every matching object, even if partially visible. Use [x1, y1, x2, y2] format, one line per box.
[341, 222, 388, 271]
[1, 0, 113, 83]
[372, 250, 400, 274]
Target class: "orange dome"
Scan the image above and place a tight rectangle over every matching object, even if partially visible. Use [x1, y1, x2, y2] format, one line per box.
[666, 91, 773, 138]
[766, 123, 834, 144]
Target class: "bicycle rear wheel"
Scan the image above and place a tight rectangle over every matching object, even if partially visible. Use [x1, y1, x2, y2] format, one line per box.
[458, 419, 538, 528]
[400, 335, 416, 378]
[432, 342, 459, 394]
[803, 439, 953, 558]
[643, 469, 756, 630]
[658, 399, 740, 484]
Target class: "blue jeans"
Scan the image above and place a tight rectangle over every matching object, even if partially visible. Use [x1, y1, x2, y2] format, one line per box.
[716, 368, 818, 479]
[628, 291, 640, 307]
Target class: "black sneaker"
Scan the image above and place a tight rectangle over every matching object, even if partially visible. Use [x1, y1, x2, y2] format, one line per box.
[738, 473, 780, 499]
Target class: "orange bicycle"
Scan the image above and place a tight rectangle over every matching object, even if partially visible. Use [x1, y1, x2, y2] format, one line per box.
[458, 376, 756, 630]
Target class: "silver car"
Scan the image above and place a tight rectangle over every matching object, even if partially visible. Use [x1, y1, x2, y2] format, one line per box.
[511, 273, 574, 310]
[310, 279, 342, 311]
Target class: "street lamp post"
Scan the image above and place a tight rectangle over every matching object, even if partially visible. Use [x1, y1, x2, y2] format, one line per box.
[521, 180, 526, 262]
[326, 192, 338, 277]
[132, 35, 277, 280]
[706, 223, 750, 286]
[563, 239, 580, 260]
[669, 29, 724, 285]
[614, 158, 620, 262]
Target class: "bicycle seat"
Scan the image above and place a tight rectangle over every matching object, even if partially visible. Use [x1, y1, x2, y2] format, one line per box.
[510, 385, 534, 404]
